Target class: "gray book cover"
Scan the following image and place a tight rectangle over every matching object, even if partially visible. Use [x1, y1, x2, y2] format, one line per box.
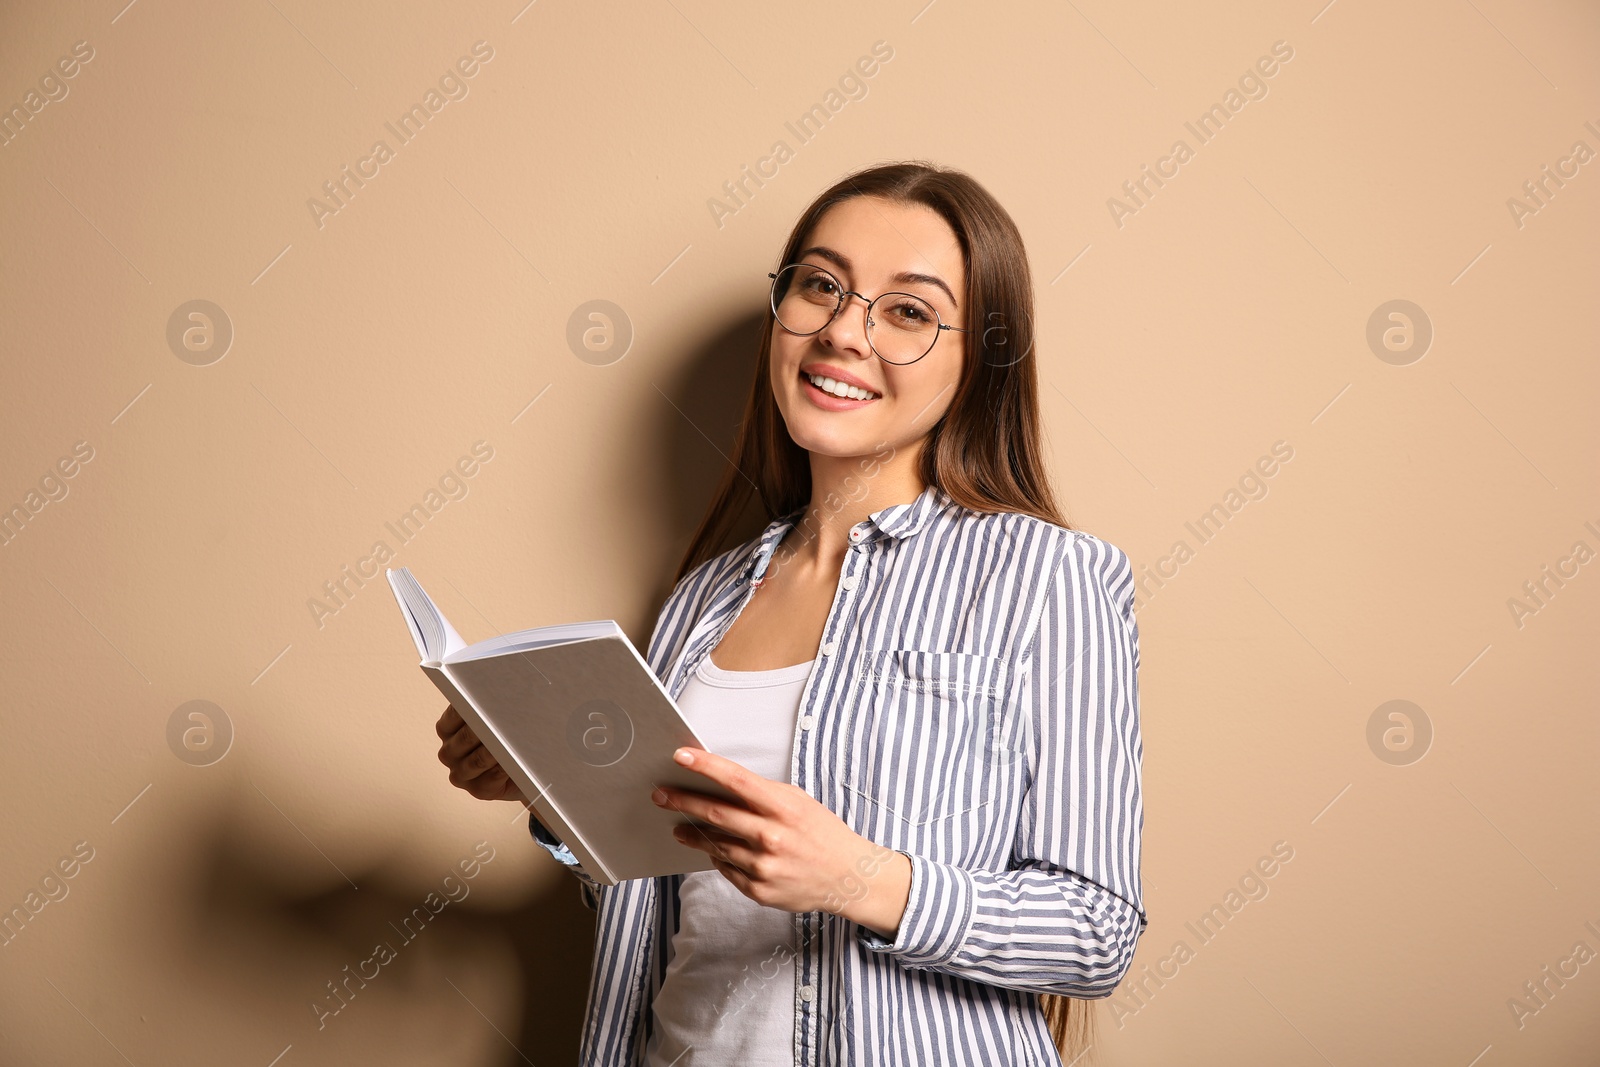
[388, 566, 738, 885]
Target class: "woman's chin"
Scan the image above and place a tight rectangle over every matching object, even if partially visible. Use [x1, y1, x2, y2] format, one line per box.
[786, 420, 881, 459]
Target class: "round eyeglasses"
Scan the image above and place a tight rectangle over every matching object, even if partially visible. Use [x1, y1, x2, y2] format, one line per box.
[767, 263, 966, 366]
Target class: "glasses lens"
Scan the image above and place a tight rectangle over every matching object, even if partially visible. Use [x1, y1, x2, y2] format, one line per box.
[868, 292, 940, 364]
[771, 265, 841, 335]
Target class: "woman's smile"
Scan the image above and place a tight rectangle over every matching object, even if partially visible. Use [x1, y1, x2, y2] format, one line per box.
[799, 367, 881, 410]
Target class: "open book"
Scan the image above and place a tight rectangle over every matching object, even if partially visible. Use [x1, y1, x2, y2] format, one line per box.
[386, 566, 737, 886]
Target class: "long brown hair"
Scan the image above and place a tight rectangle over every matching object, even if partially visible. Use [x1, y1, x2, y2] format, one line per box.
[674, 160, 1097, 1063]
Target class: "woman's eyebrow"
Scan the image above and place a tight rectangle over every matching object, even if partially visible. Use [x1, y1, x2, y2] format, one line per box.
[795, 245, 960, 310]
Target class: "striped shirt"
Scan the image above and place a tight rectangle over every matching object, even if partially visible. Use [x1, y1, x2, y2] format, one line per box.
[530, 482, 1147, 1066]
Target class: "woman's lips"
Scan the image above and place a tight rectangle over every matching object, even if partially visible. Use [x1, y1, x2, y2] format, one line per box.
[800, 370, 879, 410]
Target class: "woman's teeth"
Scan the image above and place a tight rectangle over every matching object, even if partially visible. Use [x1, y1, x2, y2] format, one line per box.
[804, 371, 879, 401]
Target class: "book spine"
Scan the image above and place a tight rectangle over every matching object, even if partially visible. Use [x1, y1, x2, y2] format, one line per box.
[424, 663, 616, 885]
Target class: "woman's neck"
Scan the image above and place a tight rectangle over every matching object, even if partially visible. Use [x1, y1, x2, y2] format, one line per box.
[775, 448, 926, 574]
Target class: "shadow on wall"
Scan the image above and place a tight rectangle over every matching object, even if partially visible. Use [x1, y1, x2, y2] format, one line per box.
[508, 307, 779, 1053]
[635, 309, 778, 626]
[174, 801, 595, 1064]
[161, 314, 786, 1063]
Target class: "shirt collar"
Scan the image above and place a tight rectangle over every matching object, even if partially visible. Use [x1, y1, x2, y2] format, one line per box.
[866, 481, 950, 541]
[749, 482, 952, 583]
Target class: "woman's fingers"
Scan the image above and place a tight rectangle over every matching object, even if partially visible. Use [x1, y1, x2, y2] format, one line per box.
[437, 721, 483, 764]
[435, 703, 468, 741]
[653, 786, 766, 845]
[435, 703, 526, 803]
[675, 823, 754, 869]
[491, 766, 528, 804]
[447, 740, 497, 784]
[447, 744, 528, 803]
[461, 762, 514, 801]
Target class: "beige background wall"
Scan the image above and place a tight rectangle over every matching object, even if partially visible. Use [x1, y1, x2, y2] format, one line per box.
[2, 1, 1596, 1063]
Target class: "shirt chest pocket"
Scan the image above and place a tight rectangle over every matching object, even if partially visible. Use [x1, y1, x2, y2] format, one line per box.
[841, 649, 1020, 833]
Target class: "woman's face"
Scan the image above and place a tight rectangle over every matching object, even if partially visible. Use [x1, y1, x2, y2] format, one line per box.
[768, 195, 966, 467]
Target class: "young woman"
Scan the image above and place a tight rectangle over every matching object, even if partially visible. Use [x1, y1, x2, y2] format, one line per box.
[435, 161, 1147, 1066]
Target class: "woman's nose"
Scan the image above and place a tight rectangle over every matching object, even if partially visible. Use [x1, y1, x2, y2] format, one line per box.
[818, 292, 874, 356]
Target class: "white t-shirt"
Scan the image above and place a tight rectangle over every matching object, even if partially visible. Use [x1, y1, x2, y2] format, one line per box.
[642, 653, 815, 1067]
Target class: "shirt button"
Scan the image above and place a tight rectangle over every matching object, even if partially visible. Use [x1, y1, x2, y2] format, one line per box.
[799, 714, 815, 730]
[849, 528, 863, 542]
[841, 574, 857, 590]
[821, 641, 836, 656]
[799, 984, 815, 1002]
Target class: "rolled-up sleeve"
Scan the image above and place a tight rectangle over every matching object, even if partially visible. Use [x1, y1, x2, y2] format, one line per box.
[528, 815, 603, 910]
[857, 532, 1147, 997]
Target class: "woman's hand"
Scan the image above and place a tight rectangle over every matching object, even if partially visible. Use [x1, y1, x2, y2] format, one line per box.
[435, 704, 527, 804]
[651, 747, 913, 940]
